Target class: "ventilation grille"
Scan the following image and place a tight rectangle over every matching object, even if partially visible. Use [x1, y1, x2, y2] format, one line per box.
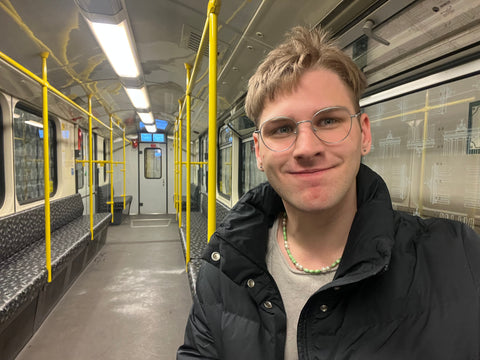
[180, 24, 210, 58]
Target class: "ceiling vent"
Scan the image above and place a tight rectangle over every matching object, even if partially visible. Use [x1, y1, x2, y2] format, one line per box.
[180, 24, 209, 58]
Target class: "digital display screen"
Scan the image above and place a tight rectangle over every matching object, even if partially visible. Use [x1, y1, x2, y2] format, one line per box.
[153, 133, 165, 142]
[140, 133, 152, 142]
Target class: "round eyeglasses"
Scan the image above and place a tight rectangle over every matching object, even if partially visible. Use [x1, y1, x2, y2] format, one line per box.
[254, 106, 361, 152]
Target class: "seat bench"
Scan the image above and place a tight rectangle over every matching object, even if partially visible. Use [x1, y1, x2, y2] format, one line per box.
[179, 192, 229, 295]
[97, 184, 132, 225]
[0, 193, 111, 360]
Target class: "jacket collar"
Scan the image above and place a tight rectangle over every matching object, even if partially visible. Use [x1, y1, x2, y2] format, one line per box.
[205, 164, 395, 286]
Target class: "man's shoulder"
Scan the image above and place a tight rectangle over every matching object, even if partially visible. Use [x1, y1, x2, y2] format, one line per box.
[394, 210, 472, 237]
[393, 210, 480, 263]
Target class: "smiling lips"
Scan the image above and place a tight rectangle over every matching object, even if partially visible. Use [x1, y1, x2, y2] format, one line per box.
[289, 166, 333, 175]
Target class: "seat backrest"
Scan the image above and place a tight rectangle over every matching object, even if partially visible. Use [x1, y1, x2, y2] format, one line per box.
[0, 193, 84, 262]
[96, 185, 111, 213]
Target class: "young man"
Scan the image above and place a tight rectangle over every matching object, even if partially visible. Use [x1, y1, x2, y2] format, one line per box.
[177, 26, 480, 359]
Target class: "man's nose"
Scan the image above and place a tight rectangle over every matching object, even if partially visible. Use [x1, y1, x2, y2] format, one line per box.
[292, 121, 324, 157]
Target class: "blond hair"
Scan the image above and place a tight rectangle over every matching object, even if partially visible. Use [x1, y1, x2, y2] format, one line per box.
[245, 26, 366, 125]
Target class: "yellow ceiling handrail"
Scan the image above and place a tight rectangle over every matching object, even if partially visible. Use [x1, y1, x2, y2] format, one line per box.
[0, 49, 124, 134]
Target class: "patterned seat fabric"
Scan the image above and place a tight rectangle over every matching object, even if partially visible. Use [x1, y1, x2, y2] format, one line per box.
[0, 194, 112, 325]
[96, 184, 132, 213]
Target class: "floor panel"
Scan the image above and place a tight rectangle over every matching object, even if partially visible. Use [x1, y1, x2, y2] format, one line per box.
[15, 215, 191, 360]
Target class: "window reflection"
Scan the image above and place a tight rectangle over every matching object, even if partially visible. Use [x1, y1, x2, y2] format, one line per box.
[218, 126, 232, 198]
[362, 73, 480, 231]
[145, 148, 162, 179]
[240, 139, 267, 197]
[13, 105, 56, 204]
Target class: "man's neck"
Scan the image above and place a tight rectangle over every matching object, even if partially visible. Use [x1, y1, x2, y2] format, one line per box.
[279, 192, 357, 269]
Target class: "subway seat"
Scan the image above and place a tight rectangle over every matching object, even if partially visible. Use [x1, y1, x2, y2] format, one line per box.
[180, 191, 229, 295]
[96, 184, 132, 225]
[0, 193, 111, 360]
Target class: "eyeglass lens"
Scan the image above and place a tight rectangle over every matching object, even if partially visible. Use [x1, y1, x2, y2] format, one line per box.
[260, 107, 354, 151]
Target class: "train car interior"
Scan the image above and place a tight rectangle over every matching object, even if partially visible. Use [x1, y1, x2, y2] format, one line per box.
[0, 0, 479, 358]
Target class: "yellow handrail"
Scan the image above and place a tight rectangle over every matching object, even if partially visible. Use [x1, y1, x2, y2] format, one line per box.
[110, 116, 114, 220]
[122, 131, 127, 209]
[182, 161, 208, 167]
[185, 63, 192, 270]
[207, 0, 220, 242]
[88, 95, 94, 240]
[0, 50, 122, 133]
[175, 0, 221, 267]
[41, 52, 52, 282]
[174, 118, 177, 217]
[178, 100, 183, 229]
[0, 47, 131, 276]
[76, 159, 125, 165]
[178, 11, 210, 117]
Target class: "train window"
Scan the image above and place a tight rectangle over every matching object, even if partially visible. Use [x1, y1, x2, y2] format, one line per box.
[13, 104, 57, 204]
[0, 105, 4, 207]
[103, 138, 108, 182]
[144, 148, 162, 179]
[75, 128, 84, 190]
[362, 72, 480, 230]
[218, 125, 232, 199]
[199, 135, 208, 192]
[240, 139, 267, 197]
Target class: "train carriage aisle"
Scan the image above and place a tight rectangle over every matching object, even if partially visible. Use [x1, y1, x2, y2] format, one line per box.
[14, 214, 191, 360]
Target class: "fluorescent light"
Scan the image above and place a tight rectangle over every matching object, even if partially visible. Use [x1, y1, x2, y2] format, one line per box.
[138, 112, 154, 124]
[90, 20, 140, 78]
[145, 124, 157, 133]
[25, 120, 44, 128]
[125, 86, 150, 109]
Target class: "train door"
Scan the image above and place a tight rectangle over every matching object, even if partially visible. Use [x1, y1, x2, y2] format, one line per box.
[138, 142, 167, 214]
[75, 127, 97, 214]
[75, 127, 88, 212]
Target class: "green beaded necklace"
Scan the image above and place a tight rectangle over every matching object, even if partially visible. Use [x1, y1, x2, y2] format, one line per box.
[282, 212, 341, 274]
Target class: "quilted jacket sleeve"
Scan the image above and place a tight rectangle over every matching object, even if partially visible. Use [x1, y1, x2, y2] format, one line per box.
[177, 294, 219, 360]
[463, 224, 480, 292]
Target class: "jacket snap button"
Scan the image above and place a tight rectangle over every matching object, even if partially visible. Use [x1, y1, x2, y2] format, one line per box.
[334, 286, 341, 291]
[320, 304, 328, 312]
[247, 279, 255, 288]
[211, 252, 221, 261]
[263, 301, 273, 309]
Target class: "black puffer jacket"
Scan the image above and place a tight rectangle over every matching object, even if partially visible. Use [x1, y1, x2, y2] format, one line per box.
[178, 165, 480, 359]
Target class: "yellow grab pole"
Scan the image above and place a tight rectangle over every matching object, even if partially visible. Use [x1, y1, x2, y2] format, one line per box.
[418, 91, 430, 217]
[41, 52, 52, 282]
[88, 95, 94, 240]
[207, 0, 220, 242]
[122, 128, 127, 208]
[109, 116, 114, 222]
[0, 50, 113, 132]
[173, 119, 177, 217]
[176, 118, 180, 215]
[185, 63, 192, 268]
[178, 100, 183, 228]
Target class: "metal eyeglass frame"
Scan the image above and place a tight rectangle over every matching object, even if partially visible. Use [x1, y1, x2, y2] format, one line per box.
[254, 106, 361, 152]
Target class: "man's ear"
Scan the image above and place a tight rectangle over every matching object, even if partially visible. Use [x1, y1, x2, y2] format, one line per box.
[253, 132, 264, 171]
[360, 113, 372, 155]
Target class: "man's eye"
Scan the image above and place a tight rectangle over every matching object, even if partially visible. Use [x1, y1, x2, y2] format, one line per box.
[321, 118, 336, 126]
[277, 126, 293, 134]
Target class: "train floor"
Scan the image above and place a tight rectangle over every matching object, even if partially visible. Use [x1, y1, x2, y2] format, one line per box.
[15, 214, 192, 360]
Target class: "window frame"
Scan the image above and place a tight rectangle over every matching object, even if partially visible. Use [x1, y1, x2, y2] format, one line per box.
[217, 124, 233, 200]
[0, 102, 4, 208]
[144, 147, 163, 179]
[13, 102, 57, 205]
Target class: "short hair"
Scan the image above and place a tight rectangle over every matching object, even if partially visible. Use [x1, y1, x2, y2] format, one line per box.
[245, 26, 367, 125]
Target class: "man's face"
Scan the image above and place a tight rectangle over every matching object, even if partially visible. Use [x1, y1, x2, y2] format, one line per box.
[253, 68, 372, 215]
